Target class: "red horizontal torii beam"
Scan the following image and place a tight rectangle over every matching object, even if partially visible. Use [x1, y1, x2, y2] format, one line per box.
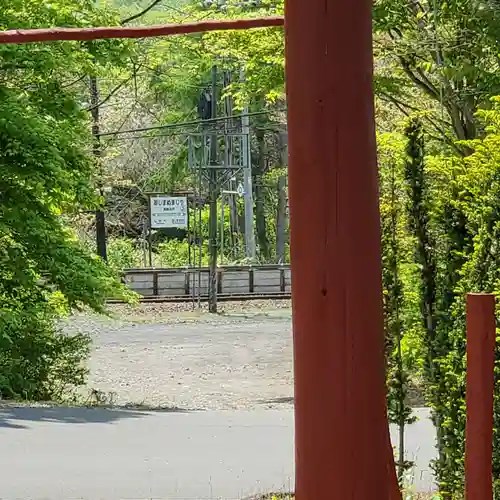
[0, 17, 283, 44]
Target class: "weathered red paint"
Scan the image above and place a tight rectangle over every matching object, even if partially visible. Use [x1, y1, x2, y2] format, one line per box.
[465, 293, 496, 500]
[285, 0, 390, 498]
[0, 17, 283, 44]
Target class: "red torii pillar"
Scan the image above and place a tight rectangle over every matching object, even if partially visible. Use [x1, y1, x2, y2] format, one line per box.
[465, 293, 496, 500]
[285, 1, 390, 498]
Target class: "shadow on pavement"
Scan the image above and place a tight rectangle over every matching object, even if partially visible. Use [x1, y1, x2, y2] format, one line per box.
[0, 404, 197, 429]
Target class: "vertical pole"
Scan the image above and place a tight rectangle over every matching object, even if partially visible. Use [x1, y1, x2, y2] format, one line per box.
[90, 75, 107, 261]
[142, 224, 148, 268]
[220, 193, 225, 265]
[465, 293, 496, 500]
[188, 202, 192, 268]
[285, 0, 390, 498]
[148, 230, 153, 267]
[276, 175, 287, 264]
[147, 194, 153, 268]
[208, 65, 218, 313]
[240, 69, 256, 260]
[197, 160, 203, 309]
[148, 227, 153, 268]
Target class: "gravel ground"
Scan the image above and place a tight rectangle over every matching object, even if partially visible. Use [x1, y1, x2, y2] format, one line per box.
[62, 301, 294, 410]
[108, 299, 293, 322]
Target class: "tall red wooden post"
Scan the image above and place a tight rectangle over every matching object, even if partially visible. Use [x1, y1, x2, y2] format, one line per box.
[285, 1, 390, 499]
[466, 293, 496, 500]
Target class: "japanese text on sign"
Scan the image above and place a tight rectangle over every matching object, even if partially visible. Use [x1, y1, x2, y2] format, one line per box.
[150, 196, 188, 229]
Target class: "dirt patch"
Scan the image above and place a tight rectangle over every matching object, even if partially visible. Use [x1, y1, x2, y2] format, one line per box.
[64, 312, 293, 410]
[63, 302, 426, 411]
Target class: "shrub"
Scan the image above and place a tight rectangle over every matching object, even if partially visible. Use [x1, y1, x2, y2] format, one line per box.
[107, 237, 143, 272]
[157, 239, 207, 267]
[0, 288, 90, 401]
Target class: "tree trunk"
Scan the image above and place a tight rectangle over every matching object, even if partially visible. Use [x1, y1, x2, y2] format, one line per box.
[278, 129, 288, 166]
[90, 75, 107, 261]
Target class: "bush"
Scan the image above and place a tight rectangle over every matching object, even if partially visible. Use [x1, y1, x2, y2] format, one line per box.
[0, 291, 90, 401]
[157, 239, 206, 267]
[107, 237, 143, 272]
[0, 0, 136, 403]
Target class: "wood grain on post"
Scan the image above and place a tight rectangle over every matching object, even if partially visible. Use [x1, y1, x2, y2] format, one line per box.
[285, 0, 390, 498]
[466, 293, 496, 500]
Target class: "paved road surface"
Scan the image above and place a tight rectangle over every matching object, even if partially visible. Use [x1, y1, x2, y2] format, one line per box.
[0, 406, 435, 499]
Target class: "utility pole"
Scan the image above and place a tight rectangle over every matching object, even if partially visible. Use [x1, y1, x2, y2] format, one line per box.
[223, 70, 238, 258]
[208, 65, 218, 313]
[90, 75, 107, 261]
[240, 69, 256, 260]
[276, 175, 287, 264]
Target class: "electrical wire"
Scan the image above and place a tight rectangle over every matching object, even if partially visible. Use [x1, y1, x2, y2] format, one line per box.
[97, 108, 286, 137]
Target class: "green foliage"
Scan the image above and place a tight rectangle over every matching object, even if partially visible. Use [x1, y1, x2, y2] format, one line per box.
[0, 0, 133, 401]
[379, 101, 500, 498]
[379, 131, 416, 480]
[197, 0, 415, 109]
[0, 294, 91, 401]
[199, 0, 285, 105]
[107, 237, 144, 271]
[158, 239, 201, 267]
[373, 0, 500, 147]
[440, 98, 500, 496]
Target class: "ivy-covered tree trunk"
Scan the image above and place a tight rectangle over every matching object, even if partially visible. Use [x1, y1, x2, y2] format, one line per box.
[379, 134, 414, 488]
[382, 164, 411, 484]
[433, 194, 473, 496]
[462, 170, 500, 496]
[404, 117, 448, 493]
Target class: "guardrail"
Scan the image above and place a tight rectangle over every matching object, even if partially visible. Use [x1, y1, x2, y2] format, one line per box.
[123, 265, 292, 297]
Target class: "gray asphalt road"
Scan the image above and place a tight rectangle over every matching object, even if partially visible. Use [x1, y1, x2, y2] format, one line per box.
[390, 408, 437, 494]
[0, 406, 435, 499]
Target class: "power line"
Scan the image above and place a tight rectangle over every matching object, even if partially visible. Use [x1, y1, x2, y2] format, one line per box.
[97, 108, 286, 137]
[105, 132, 187, 141]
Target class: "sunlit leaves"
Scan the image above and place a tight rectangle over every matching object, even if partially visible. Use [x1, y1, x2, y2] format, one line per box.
[0, 0, 133, 312]
[373, 0, 500, 143]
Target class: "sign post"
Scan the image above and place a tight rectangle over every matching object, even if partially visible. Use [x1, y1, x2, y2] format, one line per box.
[148, 194, 189, 267]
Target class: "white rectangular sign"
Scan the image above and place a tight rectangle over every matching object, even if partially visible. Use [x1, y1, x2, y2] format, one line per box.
[150, 195, 188, 229]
